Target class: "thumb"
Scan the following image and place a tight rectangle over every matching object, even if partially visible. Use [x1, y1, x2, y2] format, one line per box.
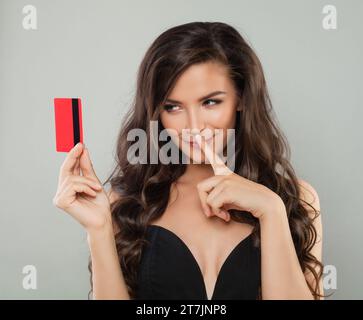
[80, 147, 100, 183]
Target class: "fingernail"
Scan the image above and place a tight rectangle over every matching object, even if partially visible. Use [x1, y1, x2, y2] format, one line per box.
[219, 209, 227, 219]
[195, 134, 202, 144]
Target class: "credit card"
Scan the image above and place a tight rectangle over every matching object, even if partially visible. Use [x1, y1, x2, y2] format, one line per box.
[54, 98, 83, 152]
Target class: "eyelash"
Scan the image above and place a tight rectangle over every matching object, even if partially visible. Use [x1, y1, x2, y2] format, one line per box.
[163, 99, 222, 113]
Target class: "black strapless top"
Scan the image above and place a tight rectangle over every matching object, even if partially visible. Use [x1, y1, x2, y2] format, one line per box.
[135, 224, 261, 300]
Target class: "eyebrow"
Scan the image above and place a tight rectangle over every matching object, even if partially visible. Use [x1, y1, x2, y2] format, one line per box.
[164, 90, 227, 105]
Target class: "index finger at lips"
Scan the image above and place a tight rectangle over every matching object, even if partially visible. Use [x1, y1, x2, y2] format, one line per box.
[59, 143, 83, 180]
[195, 134, 232, 176]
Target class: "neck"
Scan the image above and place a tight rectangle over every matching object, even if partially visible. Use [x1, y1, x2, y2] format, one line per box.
[178, 163, 215, 185]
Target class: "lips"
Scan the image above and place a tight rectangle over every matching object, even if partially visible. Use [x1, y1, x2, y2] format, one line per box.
[187, 135, 214, 147]
[186, 136, 214, 145]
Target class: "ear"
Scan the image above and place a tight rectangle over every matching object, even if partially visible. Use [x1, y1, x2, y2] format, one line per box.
[236, 97, 244, 111]
[236, 101, 243, 111]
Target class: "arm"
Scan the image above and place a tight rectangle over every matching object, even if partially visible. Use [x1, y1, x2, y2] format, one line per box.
[193, 138, 323, 299]
[87, 189, 130, 300]
[53, 144, 130, 299]
[298, 179, 324, 298]
[260, 179, 323, 300]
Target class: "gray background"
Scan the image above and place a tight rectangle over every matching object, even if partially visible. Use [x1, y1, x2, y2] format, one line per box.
[0, 0, 362, 299]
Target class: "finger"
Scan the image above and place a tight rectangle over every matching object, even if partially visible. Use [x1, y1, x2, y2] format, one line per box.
[205, 182, 226, 216]
[58, 176, 102, 198]
[71, 176, 103, 190]
[59, 143, 84, 180]
[204, 201, 230, 221]
[79, 147, 101, 183]
[221, 209, 231, 222]
[197, 175, 224, 193]
[206, 185, 229, 218]
[64, 182, 98, 199]
[59, 183, 97, 208]
[204, 182, 232, 222]
[213, 209, 230, 222]
[196, 184, 212, 217]
[195, 134, 232, 176]
[73, 158, 80, 175]
[197, 175, 223, 218]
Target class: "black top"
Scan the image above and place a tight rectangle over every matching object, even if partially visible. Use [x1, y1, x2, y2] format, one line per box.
[135, 224, 261, 300]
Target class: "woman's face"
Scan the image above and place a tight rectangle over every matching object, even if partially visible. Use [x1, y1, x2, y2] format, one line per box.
[159, 61, 239, 163]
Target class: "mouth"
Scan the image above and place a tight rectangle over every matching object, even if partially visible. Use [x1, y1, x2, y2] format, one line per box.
[186, 134, 215, 149]
[190, 140, 200, 149]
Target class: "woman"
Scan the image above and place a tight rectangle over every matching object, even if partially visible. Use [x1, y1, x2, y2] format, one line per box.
[53, 22, 324, 300]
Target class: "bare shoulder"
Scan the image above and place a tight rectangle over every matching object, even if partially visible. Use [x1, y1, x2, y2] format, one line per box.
[297, 179, 324, 297]
[297, 178, 322, 242]
[297, 179, 321, 215]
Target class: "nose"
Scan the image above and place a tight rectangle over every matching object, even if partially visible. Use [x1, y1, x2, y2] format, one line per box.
[190, 128, 201, 136]
[186, 108, 204, 136]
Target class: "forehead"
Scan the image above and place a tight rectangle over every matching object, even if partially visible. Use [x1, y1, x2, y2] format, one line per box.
[167, 61, 234, 100]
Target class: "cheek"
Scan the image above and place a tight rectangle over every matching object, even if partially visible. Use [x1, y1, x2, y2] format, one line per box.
[160, 113, 184, 133]
[206, 105, 236, 129]
[159, 114, 184, 152]
[160, 106, 236, 162]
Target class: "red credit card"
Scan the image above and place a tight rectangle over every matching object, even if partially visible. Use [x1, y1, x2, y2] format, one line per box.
[54, 98, 84, 152]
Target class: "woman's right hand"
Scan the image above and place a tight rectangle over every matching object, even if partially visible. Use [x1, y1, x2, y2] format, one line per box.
[53, 143, 112, 233]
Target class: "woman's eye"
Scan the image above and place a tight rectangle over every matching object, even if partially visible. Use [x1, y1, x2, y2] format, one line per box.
[163, 99, 222, 112]
[163, 104, 180, 112]
[203, 99, 222, 107]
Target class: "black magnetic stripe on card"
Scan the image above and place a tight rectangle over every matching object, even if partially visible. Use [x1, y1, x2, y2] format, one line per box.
[72, 98, 80, 145]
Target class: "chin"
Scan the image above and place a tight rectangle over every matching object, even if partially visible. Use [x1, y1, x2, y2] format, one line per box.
[180, 141, 204, 164]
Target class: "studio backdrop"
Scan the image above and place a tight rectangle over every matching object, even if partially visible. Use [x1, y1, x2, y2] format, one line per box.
[0, 0, 362, 299]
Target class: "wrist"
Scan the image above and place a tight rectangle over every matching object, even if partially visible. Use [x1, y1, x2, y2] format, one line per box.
[86, 218, 114, 243]
[258, 195, 287, 225]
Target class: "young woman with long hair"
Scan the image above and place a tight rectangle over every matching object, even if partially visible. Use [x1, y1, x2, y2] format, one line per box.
[53, 22, 324, 300]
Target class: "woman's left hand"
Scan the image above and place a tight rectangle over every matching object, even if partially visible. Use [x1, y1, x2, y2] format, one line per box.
[195, 134, 284, 222]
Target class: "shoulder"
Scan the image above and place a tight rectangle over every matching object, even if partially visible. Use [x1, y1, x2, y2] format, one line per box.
[297, 179, 324, 297]
[297, 179, 321, 215]
[297, 178, 322, 242]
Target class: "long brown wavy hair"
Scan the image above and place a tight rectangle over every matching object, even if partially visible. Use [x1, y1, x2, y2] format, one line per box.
[88, 21, 324, 299]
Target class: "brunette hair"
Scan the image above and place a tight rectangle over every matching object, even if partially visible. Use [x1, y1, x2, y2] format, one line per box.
[88, 21, 324, 299]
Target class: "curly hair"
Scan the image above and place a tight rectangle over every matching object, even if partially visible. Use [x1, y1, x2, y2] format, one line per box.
[88, 21, 324, 300]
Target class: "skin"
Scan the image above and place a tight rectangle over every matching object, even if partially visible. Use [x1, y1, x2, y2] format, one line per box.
[53, 61, 323, 300]
[160, 61, 239, 171]
[156, 61, 323, 299]
[53, 145, 129, 299]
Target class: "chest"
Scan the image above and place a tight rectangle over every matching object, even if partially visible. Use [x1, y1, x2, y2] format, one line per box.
[149, 184, 255, 299]
[138, 223, 260, 300]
